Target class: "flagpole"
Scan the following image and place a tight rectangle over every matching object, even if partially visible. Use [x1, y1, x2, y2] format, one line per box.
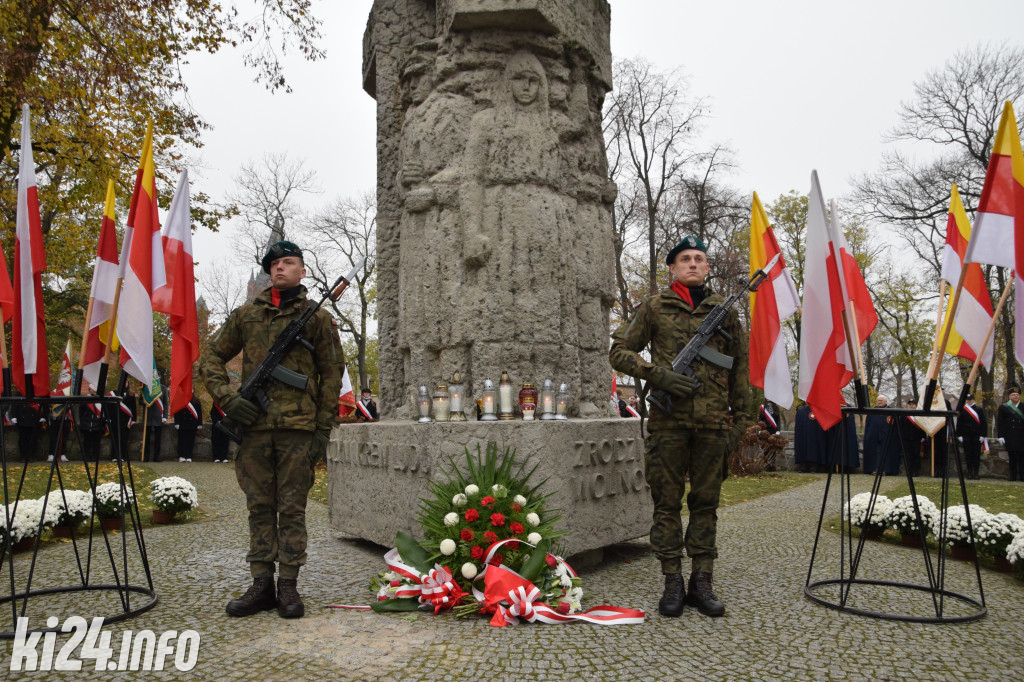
[925, 280, 949, 382]
[925, 266, 969, 411]
[955, 275, 1013, 410]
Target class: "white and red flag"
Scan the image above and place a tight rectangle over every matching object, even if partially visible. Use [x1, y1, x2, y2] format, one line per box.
[152, 170, 198, 416]
[338, 365, 356, 418]
[82, 180, 121, 387]
[963, 101, 1024, 365]
[749, 191, 800, 409]
[12, 104, 49, 398]
[56, 338, 74, 396]
[798, 171, 877, 430]
[117, 122, 166, 387]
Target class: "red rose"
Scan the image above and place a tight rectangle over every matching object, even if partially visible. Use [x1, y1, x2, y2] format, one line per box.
[490, 513, 506, 527]
[511, 503, 522, 512]
[460, 529, 475, 542]
[483, 530, 498, 544]
[545, 554, 557, 568]
[470, 545, 484, 559]
[390, 580, 402, 587]
[510, 522, 525, 535]
[481, 496, 496, 507]
[465, 508, 480, 522]
[556, 601, 571, 614]
[506, 540, 519, 550]
[489, 553, 504, 566]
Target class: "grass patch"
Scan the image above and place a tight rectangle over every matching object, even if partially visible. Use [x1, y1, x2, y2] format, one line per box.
[885, 480, 1024, 516]
[2, 461, 207, 527]
[716, 473, 817, 510]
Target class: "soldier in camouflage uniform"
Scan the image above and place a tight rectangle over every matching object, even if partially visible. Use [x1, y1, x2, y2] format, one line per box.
[609, 235, 751, 618]
[202, 241, 344, 619]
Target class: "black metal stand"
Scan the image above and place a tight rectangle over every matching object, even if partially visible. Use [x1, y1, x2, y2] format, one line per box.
[0, 393, 157, 638]
[804, 405, 986, 623]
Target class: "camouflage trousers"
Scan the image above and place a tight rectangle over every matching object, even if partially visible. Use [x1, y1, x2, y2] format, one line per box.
[235, 430, 317, 579]
[645, 428, 728, 575]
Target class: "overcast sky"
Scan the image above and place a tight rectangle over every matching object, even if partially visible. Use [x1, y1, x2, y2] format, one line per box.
[183, 0, 1024, 296]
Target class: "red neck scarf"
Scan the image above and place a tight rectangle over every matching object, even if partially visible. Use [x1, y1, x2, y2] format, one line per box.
[670, 281, 693, 307]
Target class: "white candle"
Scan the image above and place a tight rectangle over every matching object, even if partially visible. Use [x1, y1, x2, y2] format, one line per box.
[499, 385, 513, 412]
[542, 395, 553, 413]
[523, 404, 535, 421]
[484, 395, 495, 414]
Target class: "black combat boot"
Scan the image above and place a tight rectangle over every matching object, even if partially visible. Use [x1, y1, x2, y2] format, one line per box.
[687, 571, 725, 617]
[226, 577, 276, 617]
[277, 578, 305, 618]
[658, 573, 685, 617]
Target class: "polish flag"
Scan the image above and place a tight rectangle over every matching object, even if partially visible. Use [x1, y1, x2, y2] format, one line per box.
[749, 192, 800, 409]
[798, 171, 853, 430]
[826, 199, 877, 364]
[82, 180, 121, 388]
[56, 338, 74, 396]
[963, 101, 1024, 366]
[152, 170, 198, 416]
[942, 184, 995, 367]
[338, 365, 356, 418]
[117, 123, 166, 386]
[12, 104, 49, 398]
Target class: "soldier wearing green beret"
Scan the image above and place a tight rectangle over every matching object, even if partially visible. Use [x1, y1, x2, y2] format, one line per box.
[202, 240, 345, 619]
[609, 235, 751, 618]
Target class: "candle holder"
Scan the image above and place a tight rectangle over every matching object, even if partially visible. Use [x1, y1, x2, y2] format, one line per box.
[448, 371, 466, 421]
[539, 378, 557, 420]
[555, 382, 569, 420]
[417, 385, 433, 423]
[519, 382, 538, 421]
[480, 379, 499, 421]
[433, 383, 451, 422]
[498, 371, 515, 420]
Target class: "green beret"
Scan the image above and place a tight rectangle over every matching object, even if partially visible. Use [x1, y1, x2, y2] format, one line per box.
[261, 240, 304, 273]
[666, 235, 707, 265]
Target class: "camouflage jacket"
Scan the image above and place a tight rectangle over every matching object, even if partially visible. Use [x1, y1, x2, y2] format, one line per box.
[201, 286, 345, 433]
[609, 286, 752, 432]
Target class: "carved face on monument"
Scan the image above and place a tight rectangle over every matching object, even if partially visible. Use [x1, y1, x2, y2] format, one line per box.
[504, 52, 547, 110]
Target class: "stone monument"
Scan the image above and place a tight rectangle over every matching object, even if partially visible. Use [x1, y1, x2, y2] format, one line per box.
[328, 0, 651, 558]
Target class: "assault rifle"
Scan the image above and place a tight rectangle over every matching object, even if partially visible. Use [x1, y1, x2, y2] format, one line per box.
[647, 253, 780, 416]
[218, 257, 366, 443]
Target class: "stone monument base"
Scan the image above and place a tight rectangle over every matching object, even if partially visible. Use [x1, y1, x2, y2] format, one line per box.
[326, 419, 651, 557]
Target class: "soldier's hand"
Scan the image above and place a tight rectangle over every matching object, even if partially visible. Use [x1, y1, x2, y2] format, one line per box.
[957, 436, 963, 443]
[649, 367, 696, 399]
[313, 429, 331, 452]
[223, 394, 259, 426]
[999, 438, 1006, 446]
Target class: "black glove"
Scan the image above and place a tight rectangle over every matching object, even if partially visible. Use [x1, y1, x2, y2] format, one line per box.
[726, 423, 746, 454]
[313, 429, 331, 452]
[223, 394, 260, 426]
[648, 366, 697, 399]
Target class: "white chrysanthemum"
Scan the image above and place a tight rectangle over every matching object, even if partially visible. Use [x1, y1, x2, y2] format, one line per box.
[527, 532, 542, 545]
[439, 539, 456, 556]
[452, 493, 468, 507]
[149, 476, 198, 514]
[443, 512, 459, 527]
[491, 484, 508, 499]
[3, 499, 55, 542]
[513, 495, 527, 507]
[972, 512, 1024, 555]
[526, 512, 540, 527]
[465, 484, 479, 496]
[1007, 531, 1024, 565]
[461, 562, 478, 579]
[940, 504, 991, 544]
[48, 490, 93, 526]
[567, 586, 583, 612]
[843, 493, 893, 529]
[886, 495, 939, 536]
[559, 573, 572, 589]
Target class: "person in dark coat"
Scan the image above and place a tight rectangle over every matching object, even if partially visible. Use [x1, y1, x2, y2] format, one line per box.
[956, 393, 987, 480]
[862, 394, 890, 474]
[78, 391, 106, 463]
[997, 385, 1024, 482]
[15, 401, 46, 463]
[354, 388, 379, 422]
[794, 405, 828, 473]
[47, 396, 72, 463]
[758, 401, 780, 435]
[899, 398, 926, 477]
[104, 388, 136, 461]
[143, 389, 168, 462]
[824, 409, 860, 472]
[210, 402, 231, 462]
[173, 393, 203, 462]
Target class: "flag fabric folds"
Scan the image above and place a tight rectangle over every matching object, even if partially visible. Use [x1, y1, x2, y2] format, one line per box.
[827, 200, 878, 357]
[12, 104, 49, 398]
[152, 170, 198, 416]
[339, 366, 356, 418]
[0, 241, 13, 325]
[56, 338, 74, 396]
[798, 171, 873, 430]
[117, 123, 166, 386]
[941, 184, 995, 367]
[749, 192, 800, 409]
[963, 101, 1024, 366]
[82, 180, 121, 387]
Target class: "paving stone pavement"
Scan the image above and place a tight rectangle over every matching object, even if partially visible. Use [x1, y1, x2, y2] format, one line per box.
[2, 466, 1021, 680]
